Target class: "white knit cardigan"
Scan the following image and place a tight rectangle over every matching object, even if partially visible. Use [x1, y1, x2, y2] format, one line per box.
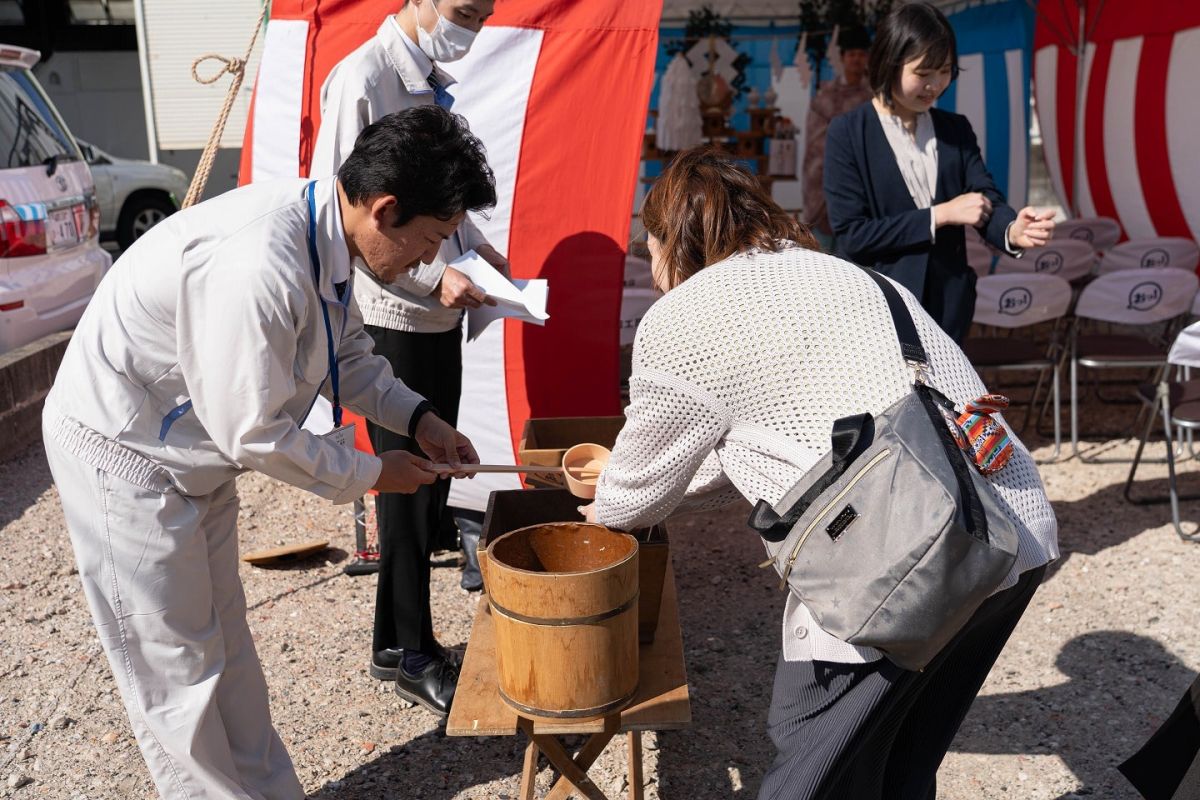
[593, 246, 1058, 663]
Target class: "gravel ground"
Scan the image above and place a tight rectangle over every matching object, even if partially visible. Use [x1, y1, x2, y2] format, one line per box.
[1, 402, 1198, 799]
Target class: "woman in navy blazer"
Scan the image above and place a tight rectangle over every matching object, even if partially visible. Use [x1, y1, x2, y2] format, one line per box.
[824, 2, 1055, 342]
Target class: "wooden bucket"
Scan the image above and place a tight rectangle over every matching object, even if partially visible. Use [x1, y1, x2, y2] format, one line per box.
[486, 522, 639, 721]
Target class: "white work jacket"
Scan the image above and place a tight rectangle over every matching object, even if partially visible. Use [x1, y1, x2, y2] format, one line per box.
[311, 15, 489, 334]
[46, 177, 425, 504]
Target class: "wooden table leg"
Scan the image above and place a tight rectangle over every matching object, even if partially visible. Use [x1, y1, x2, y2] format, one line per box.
[627, 732, 643, 800]
[520, 736, 540, 800]
[529, 729, 612, 800]
[546, 732, 616, 800]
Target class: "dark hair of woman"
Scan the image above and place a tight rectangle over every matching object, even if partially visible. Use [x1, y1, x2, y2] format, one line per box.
[868, 2, 960, 106]
[338, 105, 497, 226]
[640, 145, 818, 290]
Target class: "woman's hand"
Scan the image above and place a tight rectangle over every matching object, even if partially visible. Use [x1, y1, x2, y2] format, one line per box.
[1008, 207, 1056, 249]
[577, 502, 598, 523]
[934, 192, 993, 228]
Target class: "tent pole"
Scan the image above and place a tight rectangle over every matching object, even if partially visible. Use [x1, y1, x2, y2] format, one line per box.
[1071, 1, 1085, 217]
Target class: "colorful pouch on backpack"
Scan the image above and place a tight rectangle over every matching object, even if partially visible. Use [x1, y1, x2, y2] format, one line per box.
[941, 394, 1014, 476]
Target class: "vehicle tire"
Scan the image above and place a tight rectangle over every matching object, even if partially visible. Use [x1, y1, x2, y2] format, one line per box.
[117, 193, 177, 250]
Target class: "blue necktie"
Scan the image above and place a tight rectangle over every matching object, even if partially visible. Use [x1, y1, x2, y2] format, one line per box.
[428, 72, 454, 110]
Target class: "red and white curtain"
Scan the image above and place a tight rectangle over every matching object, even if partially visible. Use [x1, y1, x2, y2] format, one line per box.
[1033, 1, 1200, 241]
[238, 0, 661, 509]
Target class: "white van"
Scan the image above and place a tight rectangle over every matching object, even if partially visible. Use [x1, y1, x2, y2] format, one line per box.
[0, 44, 111, 355]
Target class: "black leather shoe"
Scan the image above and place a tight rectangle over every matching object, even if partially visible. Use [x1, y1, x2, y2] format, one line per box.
[370, 644, 462, 681]
[394, 655, 458, 716]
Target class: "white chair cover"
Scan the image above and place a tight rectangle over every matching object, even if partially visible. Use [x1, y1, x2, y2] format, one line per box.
[1168, 320, 1200, 368]
[1096, 237, 1200, 275]
[973, 273, 1073, 329]
[1053, 216, 1122, 250]
[992, 239, 1096, 282]
[620, 287, 660, 347]
[624, 255, 654, 289]
[1074, 267, 1199, 325]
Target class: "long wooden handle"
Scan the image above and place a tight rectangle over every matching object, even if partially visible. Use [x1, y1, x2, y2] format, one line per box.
[427, 463, 564, 474]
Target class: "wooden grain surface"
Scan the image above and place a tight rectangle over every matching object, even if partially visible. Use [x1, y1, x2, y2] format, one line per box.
[448, 560, 690, 737]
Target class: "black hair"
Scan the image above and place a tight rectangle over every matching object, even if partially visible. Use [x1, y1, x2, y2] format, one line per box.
[838, 26, 872, 53]
[868, 2, 959, 106]
[338, 105, 497, 226]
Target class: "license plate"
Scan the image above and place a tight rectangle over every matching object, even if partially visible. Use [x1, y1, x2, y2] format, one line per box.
[48, 206, 81, 249]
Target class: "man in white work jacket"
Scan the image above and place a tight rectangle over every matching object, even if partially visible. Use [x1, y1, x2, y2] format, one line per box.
[311, 0, 502, 715]
[42, 106, 496, 799]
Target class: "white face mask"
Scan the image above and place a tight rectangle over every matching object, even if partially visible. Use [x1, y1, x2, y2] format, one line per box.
[413, 0, 477, 63]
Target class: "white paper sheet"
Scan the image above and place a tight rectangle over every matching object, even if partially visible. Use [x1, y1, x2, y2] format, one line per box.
[451, 250, 549, 341]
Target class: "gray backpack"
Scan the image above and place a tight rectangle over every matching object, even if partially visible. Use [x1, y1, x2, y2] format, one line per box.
[749, 270, 1020, 671]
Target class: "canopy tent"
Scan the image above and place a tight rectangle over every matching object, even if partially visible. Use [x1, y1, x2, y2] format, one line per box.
[238, 0, 661, 509]
[1033, 1, 1200, 240]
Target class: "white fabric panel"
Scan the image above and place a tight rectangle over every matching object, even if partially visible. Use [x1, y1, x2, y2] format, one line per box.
[446, 26, 544, 512]
[1074, 267, 1198, 325]
[251, 20, 308, 183]
[1097, 237, 1200, 275]
[1170, 320, 1200, 368]
[973, 273, 1072, 328]
[1053, 216, 1122, 250]
[1073, 43, 1097, 217]
[770, 64, 810, 210]
[994, 240, 1096, 282]
[1034, 46, 1069, 212]
[1167, 28, 1200, 242]
[955, 53, 987, 160]
[619, 288, 661, 347]
[1104, 38, 1157, 239]
[655, 54, 703, 152]
[1005, 48, 1027, 209]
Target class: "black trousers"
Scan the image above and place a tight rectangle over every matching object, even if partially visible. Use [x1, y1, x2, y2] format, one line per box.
[758, 565, 1045, 800]
[921, 261, 977, 344]
[365, 324, 462, 655]
[1121, 670, 1200, 800]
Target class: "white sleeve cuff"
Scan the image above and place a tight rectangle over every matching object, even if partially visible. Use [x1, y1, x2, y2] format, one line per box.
[1004, 221, 1023, 257]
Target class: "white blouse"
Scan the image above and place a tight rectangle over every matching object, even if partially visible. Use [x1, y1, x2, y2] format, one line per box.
[874, 104, 939, 240]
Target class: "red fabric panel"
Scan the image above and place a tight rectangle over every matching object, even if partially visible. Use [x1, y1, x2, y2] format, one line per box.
[1082, 42, 1117, 223]
[1035, 0, 1200, 45]
[501, 20, 659, 446]
[1135, 34, 1191, 238]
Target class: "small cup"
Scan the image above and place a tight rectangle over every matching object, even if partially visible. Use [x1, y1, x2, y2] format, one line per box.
[561, 443, 611, 499]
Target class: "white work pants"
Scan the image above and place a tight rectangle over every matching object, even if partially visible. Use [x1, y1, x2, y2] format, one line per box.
[43, 409, 302, 800]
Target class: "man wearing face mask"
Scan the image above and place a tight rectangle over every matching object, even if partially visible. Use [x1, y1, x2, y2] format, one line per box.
[311, 0, 501, 717]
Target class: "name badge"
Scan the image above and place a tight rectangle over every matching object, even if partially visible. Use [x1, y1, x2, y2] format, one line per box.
[322, 423, 356, 450]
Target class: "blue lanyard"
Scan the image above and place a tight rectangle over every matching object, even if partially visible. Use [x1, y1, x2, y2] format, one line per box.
[305, 181, 342, 427]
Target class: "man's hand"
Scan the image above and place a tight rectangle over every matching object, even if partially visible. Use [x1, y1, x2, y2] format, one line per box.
[437, 266, 497, 310]
[934, 192, 994, 228]
[414, 413, 480, 478]
[1008, 207, 1056, 249]
[372, 450, 439, 493]
[476, 244, 511, 278]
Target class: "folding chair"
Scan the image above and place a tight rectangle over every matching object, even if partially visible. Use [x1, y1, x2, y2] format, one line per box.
[992, 239, 1097, 284]
[1053, 216, 1122, 251]
[1069, 268, 1199, 461]
[962, 273, 1072, 460]
[1096, 237, 1200, 275]
[1124, 321, 1200, 542]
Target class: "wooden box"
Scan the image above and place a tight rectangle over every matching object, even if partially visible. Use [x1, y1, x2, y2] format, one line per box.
[481, 488, 669, 644]
[517, 416, 626, 489]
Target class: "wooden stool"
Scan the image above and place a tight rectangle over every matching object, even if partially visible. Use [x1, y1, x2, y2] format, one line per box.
[448, 562, 691, 799]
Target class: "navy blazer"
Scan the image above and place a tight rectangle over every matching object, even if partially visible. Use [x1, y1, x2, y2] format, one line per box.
[823, 102, 1016, 339]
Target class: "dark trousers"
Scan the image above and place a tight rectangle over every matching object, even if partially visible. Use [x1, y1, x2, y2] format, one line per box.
[365, 324, 462, 655]
[920, 262, 977, 344]
[759, 565, 1045, 800]
[1121, 670, 1200, 800]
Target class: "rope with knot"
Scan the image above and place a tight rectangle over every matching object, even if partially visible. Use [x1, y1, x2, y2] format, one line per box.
[181, 1, 269, 208]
